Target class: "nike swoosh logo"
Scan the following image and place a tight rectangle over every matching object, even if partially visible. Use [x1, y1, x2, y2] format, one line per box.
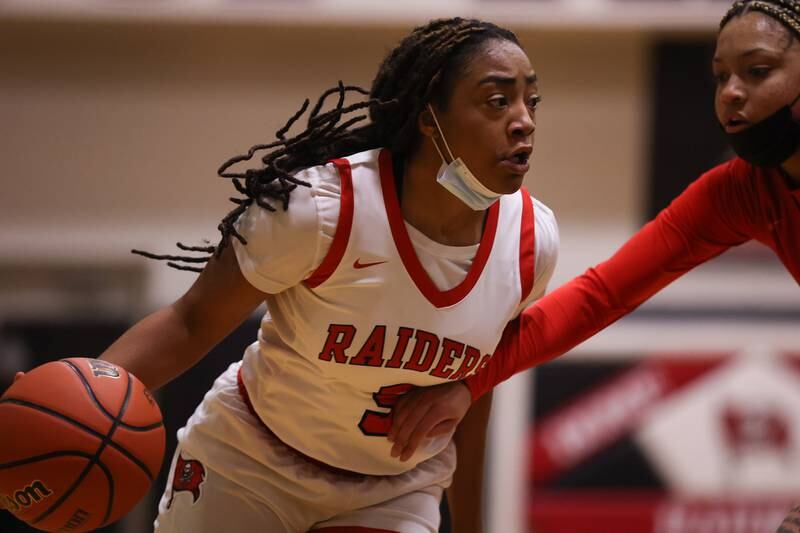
[354, 259, 388, 269]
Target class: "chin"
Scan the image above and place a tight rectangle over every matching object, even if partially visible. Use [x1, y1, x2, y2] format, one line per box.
[498, 173, 525, 194]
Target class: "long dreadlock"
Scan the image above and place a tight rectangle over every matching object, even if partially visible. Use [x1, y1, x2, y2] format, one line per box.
[134, 18, 520, 272]
[721, 0, 800, 38]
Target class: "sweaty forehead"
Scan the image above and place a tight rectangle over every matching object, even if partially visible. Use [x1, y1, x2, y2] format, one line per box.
[718, 12, 796, 54]
[461, 39, 534, 80]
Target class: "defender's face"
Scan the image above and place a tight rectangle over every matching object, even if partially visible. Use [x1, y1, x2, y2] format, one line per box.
[714, 12, 800, 133]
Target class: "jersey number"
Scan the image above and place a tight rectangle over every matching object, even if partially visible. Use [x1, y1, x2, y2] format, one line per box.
[358, 383, 413, 436]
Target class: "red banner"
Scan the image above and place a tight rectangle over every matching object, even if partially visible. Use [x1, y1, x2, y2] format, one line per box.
[530, 356, 728, 485]
[529, 491, 796, 533]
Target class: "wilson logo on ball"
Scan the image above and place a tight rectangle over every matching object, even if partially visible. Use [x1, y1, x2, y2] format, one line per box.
[167, 455, 206, 508]
[0, 479, 53, 513]
[88, 360, 120, 379]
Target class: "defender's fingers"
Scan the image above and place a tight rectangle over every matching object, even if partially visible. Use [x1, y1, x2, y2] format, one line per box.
[427, 419, 457, 437]
[14, 372, 24, 383]
[390, 401, 433, 458]
[388, 391, 424, 442]
[398, 409, 453, 462]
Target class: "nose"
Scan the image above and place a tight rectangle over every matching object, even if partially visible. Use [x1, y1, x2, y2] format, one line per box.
[718, 76, 746, 107]
[509, 101, 536, 138]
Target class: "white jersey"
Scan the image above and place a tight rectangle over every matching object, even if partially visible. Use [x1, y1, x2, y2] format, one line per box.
[233, 148, 557, 475]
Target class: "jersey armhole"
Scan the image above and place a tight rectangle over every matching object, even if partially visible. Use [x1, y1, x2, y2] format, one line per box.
[303, 159, 354, 288]
[519, 187, 536, 304]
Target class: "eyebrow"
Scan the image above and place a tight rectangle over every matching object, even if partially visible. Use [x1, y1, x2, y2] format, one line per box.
[712, 47, 778, 62]
[478, 73, 538, 86]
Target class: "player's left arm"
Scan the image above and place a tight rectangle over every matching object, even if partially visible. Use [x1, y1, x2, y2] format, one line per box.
[446, 390, 492, 533]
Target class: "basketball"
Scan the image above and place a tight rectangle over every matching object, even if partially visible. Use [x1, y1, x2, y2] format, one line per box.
[0, 358, 165, 532]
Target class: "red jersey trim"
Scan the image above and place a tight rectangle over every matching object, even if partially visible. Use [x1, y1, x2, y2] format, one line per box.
[519, 186, 536, 303]
[304, 158, 355, 288]
[465, 376, 482, 402]
[378, 149, 500, 309]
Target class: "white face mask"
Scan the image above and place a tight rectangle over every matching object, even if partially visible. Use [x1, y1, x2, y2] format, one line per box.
[427, 104, 502, 211]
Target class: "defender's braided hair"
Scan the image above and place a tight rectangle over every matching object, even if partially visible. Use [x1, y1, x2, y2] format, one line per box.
[721, 0, 800, 39]
[134, 18, 520, 272]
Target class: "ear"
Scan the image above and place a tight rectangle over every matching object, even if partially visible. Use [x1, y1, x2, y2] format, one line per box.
[417, 106, 438, 139]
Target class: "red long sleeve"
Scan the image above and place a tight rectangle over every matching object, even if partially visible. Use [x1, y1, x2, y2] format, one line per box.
[465, 159, 775, 400]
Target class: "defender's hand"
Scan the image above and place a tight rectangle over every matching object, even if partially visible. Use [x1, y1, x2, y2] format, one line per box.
[388, 381, 471, 462]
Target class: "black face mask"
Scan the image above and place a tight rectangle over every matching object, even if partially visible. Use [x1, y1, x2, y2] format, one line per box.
[723, 93, 800, 167]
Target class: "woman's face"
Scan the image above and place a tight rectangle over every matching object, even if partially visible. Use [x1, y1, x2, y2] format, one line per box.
[714, 12, 800, 133]
[428, 39, 539, 194]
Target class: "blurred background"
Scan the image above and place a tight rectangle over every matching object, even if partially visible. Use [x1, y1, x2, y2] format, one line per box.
[1, 1, 798, 532]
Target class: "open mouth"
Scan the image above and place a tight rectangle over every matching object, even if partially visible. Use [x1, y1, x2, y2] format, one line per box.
[501, 149, 532, 176]
[510, 152, 530, 165]
[725, 117, 749, 132]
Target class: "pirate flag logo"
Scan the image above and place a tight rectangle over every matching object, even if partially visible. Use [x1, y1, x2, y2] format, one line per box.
[167, 455, 207, 509]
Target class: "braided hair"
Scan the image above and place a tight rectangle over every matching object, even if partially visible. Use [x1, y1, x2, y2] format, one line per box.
[721, 0, 800, 39]
[135, 18, 520, 272]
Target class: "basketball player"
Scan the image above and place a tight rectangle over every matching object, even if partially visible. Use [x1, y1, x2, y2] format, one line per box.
[68, 18, 557, 533]
[387, 0, 800, 472]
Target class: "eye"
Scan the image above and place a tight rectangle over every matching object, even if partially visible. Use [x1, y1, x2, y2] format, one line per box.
[748, 66, 772, 78]
[713, 71, 730, 85]
[488, 95, 508, 108]
[527, 94, 543, 110]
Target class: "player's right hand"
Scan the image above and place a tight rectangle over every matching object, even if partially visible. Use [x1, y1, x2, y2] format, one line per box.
[388, 381, 472, 461]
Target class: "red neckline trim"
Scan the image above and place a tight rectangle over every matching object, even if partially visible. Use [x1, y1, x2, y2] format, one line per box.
[378, 149, 500, 308]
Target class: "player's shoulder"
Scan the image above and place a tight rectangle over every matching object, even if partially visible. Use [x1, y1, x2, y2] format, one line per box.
[674, 157, 764, 225]
[235, 151, 369, 235]
[340, 147, 383, 167]
[516, 191, 559, 258]
[531, 196, 556, 223]
[292, 158, 340, 191]
[293, 148, 382, 191]
[518, 189, 557, 229]
[696, 157, 757, 193]
[533, 197, 559, 248]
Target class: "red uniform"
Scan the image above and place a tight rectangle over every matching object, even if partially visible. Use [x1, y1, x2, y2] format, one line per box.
[467, 158, 800, 399]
